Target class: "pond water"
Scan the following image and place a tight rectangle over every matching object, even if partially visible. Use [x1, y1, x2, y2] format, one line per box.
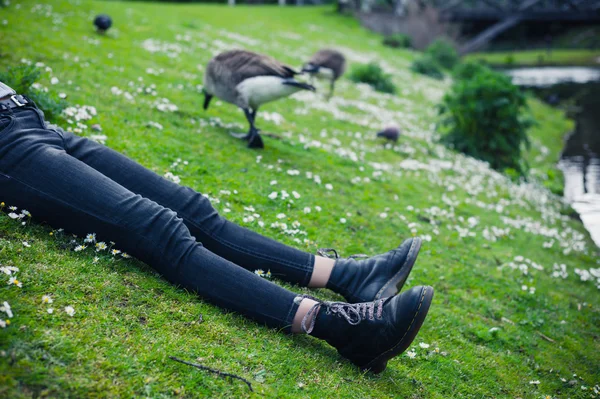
[503, 66, 600, 247]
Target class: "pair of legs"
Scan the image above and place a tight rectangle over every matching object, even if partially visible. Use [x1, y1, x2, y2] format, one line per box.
[0, 102, 433, 372]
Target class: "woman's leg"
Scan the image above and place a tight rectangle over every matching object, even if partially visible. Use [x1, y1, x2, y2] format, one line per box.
[55, 126, 318, 285]
[0, 107, 300, 330]
[50, 126, 422, 301]
[0, 107, 434, 373]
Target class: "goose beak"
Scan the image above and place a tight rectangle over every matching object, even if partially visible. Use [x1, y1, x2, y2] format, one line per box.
[301, 63, 319, 74]
[203, 92, 213, 110]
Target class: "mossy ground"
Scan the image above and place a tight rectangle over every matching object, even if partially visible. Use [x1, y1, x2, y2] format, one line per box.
[0, 2, 598, 398]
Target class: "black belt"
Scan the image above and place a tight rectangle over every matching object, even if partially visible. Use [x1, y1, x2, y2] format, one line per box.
[0, 95, 30, 112]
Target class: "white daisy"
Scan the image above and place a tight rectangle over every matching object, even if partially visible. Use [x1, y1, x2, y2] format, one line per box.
[0, 301, 13, 318]
[8, 277, 22, 288]
[84, 233, 96, 243]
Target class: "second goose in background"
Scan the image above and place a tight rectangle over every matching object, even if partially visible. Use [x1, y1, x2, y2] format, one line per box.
[302, 49, 346, 99]
[203, 49, 315, 149]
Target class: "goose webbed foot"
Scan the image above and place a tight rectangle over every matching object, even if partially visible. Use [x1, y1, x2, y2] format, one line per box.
[230, 131, 251, 139]
[247, 128, 264, 149]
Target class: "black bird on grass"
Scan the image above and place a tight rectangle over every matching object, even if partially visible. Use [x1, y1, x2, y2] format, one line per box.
[376, 125, 401, 143]
[302, 49, 346, 99]
[202, 49, 315, 149]
[94, 14, 112, 34]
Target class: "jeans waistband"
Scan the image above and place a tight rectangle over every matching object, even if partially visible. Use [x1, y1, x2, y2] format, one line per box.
[0, 95, 34, 113]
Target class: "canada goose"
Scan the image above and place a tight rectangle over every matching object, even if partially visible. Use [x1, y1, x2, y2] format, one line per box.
[203, 50, 315, 149]
[376, 125, 400, 143]
[93, 14, 112, 34]
[301, 49, 346, 99]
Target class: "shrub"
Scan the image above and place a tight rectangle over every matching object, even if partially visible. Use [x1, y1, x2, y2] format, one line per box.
[425, 38, 459, 70]
[0, 65, 67, 121]
[348, 63, 396, 94]
[410, 56, 444, 80]
[452, 60, 490, 80]
[383, 33, 412, 49]
[438, 67, 534, 174]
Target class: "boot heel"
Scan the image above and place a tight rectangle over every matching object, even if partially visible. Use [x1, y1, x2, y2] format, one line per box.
[363, 286, 434, 374]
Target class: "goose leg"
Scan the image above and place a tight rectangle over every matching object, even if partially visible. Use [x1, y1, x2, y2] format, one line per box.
[229, 107, 258, 140]
[245, 108, 264, 149]
[326, 79, 335, 101]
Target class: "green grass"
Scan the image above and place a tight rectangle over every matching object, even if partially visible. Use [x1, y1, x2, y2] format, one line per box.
[1, 2, 599, 398]
[466, 49, 600, 67]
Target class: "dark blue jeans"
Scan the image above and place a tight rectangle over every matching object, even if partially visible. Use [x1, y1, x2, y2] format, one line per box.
[0, 104, 315, 331]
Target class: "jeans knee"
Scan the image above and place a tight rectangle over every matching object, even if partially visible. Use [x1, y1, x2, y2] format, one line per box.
[118, 196, 198, 264]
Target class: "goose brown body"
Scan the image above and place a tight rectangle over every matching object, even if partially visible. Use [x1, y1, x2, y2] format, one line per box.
[202, 50, 315, 148]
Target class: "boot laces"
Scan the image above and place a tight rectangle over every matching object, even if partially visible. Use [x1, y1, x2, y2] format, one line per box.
[317, 248, 368, 260]
[298, 294, 384, 334]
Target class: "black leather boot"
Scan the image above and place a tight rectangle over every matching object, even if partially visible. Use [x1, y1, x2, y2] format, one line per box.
[324, 237, 422, 303]
[301, 285, 434, 373]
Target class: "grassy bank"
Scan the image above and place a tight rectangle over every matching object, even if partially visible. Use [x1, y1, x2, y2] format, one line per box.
[466, 49, 600, 67]
[1, 2, 599, 398]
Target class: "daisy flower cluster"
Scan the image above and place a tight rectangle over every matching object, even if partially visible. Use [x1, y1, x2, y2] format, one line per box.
[71, 232, 131, 260]
[0, 263, 76, 327]
[163, 158, 189, 185]
[153, 97, 178, 113]
[62, 104, 97, 134]
[254, 269, 272, 279]
[1, 202, 32, 226]
[141, 38, 185, 58]
[405, 342, 447, 359]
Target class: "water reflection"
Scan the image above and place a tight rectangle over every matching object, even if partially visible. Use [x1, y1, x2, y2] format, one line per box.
[560, 157, 600, 246]
[505, 68, 600, 247]
[505, 67, 600, 86]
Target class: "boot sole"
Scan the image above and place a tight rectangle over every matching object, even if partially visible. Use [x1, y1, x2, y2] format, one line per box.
[363, 285, 434, 374]
[375, 237, 422, 300]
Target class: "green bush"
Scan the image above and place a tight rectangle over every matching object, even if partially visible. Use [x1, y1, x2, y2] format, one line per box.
[452, 60, 490, 80]
[438, 67, 534, 174]
[382, 33, 412, 49]
[410, 56, 445, 80]
[348, 62, 396, 94]
[426, 38, 459, 70]
[0, 65, 67, 121]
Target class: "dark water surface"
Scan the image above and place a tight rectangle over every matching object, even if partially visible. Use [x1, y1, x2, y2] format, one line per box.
[504, 67, 600, 247]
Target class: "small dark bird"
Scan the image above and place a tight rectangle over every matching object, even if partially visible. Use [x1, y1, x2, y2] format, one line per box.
[376, 125, 401, 143]
[302, 49, 346, 99]
[93, 14, 112, 34]
[203, 49, 315, 149]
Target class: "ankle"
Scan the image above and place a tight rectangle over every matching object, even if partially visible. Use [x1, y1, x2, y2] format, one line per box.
[308, 256, 335, 288]
[291, 297, 320, 333]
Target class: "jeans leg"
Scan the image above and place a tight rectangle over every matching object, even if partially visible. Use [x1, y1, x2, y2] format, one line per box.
[57, 129, 314, 285]
[0, 114, 300, 331]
